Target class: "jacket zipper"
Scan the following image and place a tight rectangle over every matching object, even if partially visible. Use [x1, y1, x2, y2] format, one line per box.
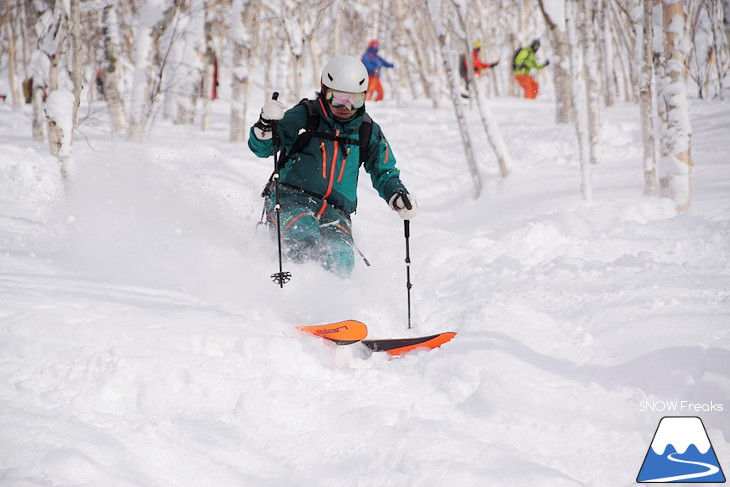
[338, 147, 351, 183]
[322, 130, 339, 200]
[320, 141, 327, 178]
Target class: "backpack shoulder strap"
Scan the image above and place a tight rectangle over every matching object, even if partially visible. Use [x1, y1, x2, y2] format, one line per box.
[279, 99, 373, 168]
[288, 98, 319, 155]
[513, 47, 527, 70]
[358, 113, 373, 166]
[282, 99, 319, 162]
[262, 99, 318, 197]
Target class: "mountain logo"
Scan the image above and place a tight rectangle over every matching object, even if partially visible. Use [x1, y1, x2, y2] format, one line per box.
[637, 416, 726, 483]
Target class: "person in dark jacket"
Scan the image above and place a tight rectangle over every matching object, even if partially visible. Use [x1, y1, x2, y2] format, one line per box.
[248, 55, 418, 277]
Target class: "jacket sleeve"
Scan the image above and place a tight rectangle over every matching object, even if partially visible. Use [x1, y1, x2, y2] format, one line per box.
[363, 123, 407, 202]
[472, 51, 490, 70]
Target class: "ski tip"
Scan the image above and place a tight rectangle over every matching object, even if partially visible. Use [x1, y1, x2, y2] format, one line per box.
[297, 320, 368, 343]
[363, 332, 457, 357]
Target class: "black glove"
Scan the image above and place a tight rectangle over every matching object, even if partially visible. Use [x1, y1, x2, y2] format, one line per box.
[544, 60, 550, 67]
[491, 60, 499, 67]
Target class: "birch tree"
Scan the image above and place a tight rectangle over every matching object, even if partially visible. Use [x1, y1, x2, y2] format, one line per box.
[39, 0, 74, 182]
[229, 0, 255, 142]
[128, 0, 173, 142]
[659, 0, 692, 212]
[580, 0, 601, 166]
[598, 0, 617, 107]
[2, 4, 22, 107]
[101, 3, 127, 134]
[69, 0, 82, 129]
[538, 0, 575, 124]
[639, 0, 657, 197]
[454, 0, 510, 178]
[566, 0, 592, 200]
[709, 0, 728, 100]
[428, 0, 482, 198]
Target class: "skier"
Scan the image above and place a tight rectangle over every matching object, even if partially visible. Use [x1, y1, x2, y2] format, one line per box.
[361, 40, 394, 102]
[513, 39, 549, 99]
[459, 41, 499, 93]
[248, 55, 418, 277]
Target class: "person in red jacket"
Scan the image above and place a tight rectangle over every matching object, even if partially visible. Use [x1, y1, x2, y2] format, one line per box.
[459, 42, 499, 93]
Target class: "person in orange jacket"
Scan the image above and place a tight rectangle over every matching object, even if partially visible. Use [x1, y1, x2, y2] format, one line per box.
[361, 40, 394, 102]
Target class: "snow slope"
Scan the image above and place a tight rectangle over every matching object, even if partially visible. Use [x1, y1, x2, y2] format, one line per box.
[0, 92, 728, 486]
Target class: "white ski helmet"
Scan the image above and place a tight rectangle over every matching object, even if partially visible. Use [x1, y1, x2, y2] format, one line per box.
[321, 55, 369, 93]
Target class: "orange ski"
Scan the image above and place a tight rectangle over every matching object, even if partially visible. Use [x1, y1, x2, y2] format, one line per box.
[362, 332, 457, 356]
[297, 320, 368, 344]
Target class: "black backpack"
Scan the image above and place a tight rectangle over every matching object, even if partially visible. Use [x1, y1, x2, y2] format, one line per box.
[512, 47, 524, 71]
[458, 53, 467, 78]
[262, 98, 373, 197]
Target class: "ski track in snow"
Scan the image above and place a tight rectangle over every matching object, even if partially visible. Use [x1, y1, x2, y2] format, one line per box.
[0, 94, 728, 486]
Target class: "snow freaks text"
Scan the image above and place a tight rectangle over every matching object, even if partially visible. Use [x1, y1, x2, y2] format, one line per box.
[639, 401, 724, 413]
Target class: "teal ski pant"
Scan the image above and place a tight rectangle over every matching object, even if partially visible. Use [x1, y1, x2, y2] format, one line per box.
[266, 186, 355, 277]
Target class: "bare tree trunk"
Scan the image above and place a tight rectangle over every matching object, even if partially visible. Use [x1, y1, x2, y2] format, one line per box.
[711, 0, 728, 100]
[454, 3, 510, 177]
[128, 3, 172, 142]
[598, 0, 616, 107]
[609, 1, 638, 102]
[46, 91, 74, 183]
[399, 1, 439, 108]
[659, 0, 692, 212]
[580, 0, 601, 166]
[4, 17, 22, 106]
[428, 0, 481, 198]
[102, 4, 127, 134]
[45, 1, 68, 172]
[537, 0, 575, 124]
[32, 87, 44, 142]
[200, 6, 215, 133]
[640, 0, 657, 197]
[69, 0, 82, 129]
[566, 0, 592, 201]
[229, 0, 253, 143]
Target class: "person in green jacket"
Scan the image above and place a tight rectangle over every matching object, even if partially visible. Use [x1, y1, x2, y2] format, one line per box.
[248, 55, 418, 277]
[513, 39, 550, 99]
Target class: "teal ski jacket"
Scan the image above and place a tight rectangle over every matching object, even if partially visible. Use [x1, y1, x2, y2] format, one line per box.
[248, 95, 406, 215]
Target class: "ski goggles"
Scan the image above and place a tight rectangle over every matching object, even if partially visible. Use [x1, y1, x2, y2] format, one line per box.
[325, 89, 365, 110]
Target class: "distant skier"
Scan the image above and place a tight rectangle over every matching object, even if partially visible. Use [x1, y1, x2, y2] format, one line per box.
[361, 40, 394, 102]
[248, 55, 418, 277]
[459, 41, 499, 93]
[513, 39, 549, 99]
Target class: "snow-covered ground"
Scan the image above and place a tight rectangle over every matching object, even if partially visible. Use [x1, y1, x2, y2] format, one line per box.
[1, 90, 728, 486]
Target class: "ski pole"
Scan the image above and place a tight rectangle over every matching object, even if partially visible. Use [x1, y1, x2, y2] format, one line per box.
[351, 238, 371, 267]
[269, 92, 291, 288]
[395, 190, 414, 329]
[404, 219, 412, 329]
